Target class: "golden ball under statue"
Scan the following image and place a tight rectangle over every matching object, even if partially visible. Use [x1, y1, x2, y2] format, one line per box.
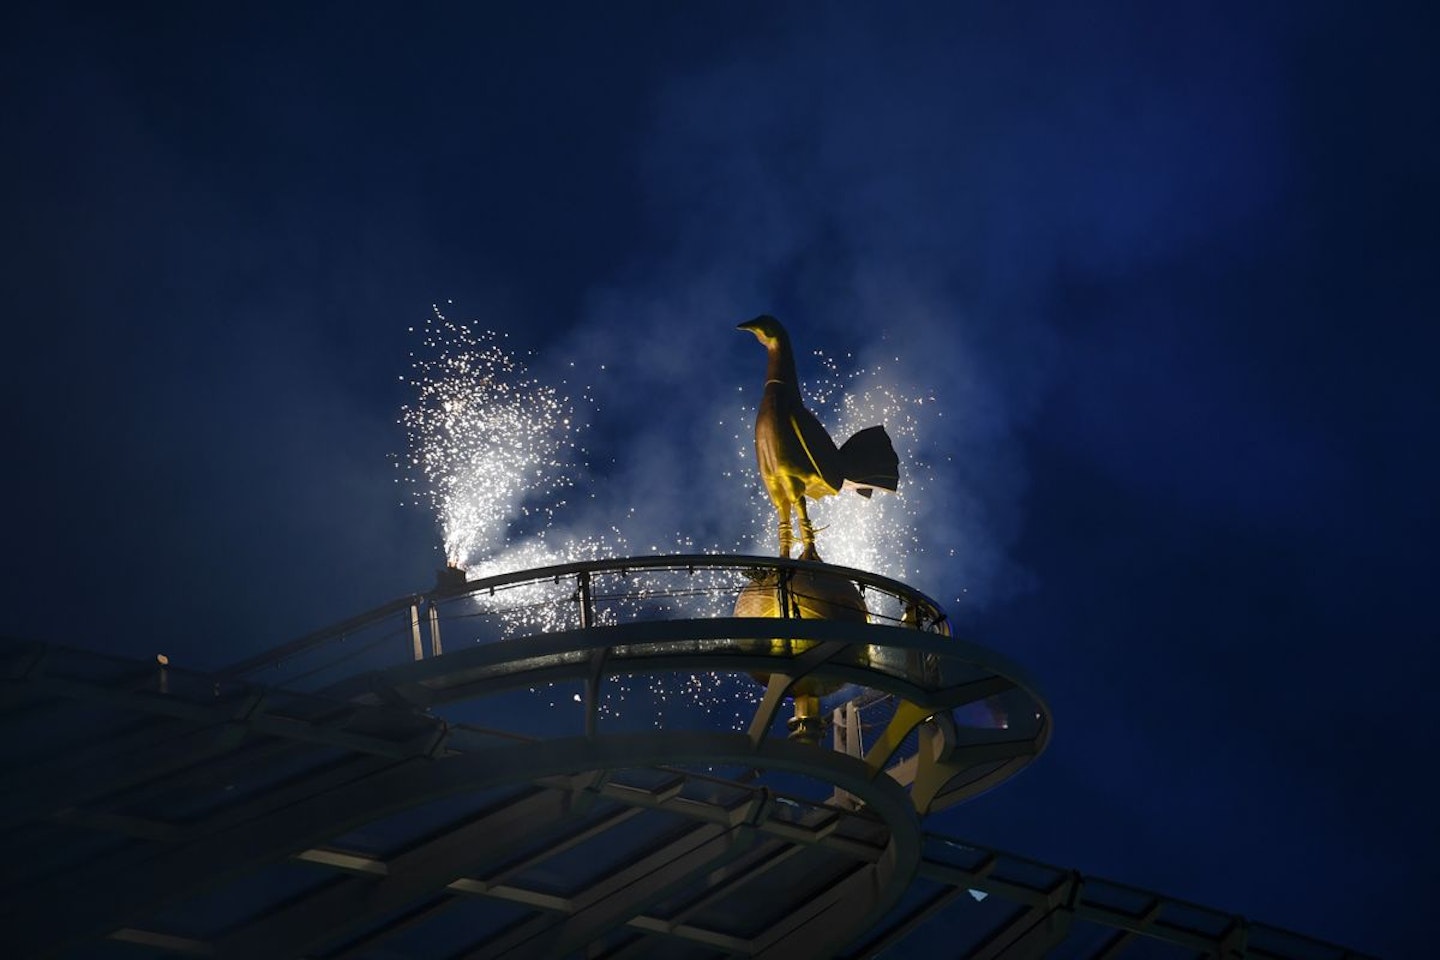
[735, 556, 870, 741]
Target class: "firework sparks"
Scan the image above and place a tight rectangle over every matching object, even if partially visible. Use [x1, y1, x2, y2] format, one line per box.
[388, 315, 986, 739]
[400, 312, 950, 634]
[398, 306, 587, 566]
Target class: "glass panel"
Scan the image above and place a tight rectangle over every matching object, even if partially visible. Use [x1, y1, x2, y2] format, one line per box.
[1045, 919, 1127, 960]
[435, 682, 588, 738]
[843, 877, 948, 954]
[506, 807, 693, 898]
[924, 835, 998, 873]
[685, 843, 860, 939]
[1114, 939, 1211, 959]
[329, 782, 534, 859]
[1083, 878, 1164, 916]
[988, 856, 1066, 894]
[1246, 923, 1351, 960]
[1157, 899, 1236, 938]
[146, 860, 334, 938]
[597, 671, 762, 735]
[876, 885, 1024, 957]
[379, 894, 537, 956]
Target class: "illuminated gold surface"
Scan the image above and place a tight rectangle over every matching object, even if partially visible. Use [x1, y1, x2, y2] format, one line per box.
[737, 315, 899, 558]
[788, 693, 823, 742]
[734, 559, 871, 739]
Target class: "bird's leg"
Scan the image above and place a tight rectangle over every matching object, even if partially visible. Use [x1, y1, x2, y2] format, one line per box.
[776, 505, 793, 558]
[796, 497, 816, 557]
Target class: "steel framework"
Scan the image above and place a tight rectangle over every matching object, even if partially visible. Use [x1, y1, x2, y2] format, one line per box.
[0, 555, 1371, 958]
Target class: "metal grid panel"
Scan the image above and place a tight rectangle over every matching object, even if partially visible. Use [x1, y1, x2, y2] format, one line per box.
[0, 633, 1371, 960]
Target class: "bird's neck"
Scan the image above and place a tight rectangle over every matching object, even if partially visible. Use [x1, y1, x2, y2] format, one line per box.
[765, 336, 799, 390]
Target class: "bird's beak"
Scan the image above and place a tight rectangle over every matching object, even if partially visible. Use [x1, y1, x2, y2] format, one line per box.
[737, 317, 773, 340]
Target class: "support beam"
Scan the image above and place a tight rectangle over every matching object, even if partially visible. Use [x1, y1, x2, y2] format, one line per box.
[480, 804, 642, 888]
[747, 640, 849, 744]
[109, 928, 214, 957]
[0, 718, 249, 830]
[864, 698, 931, 773]
[614, 916, 753, 956]
[214, 786, 579, 958]
[11, 731, 917, 958]
[553, 822, 754, 956]
[849, 883, 970, 959]
[753, 861, 878, 959]
[748, 673, 794, 744]
[504, 822, 756, 959]
[664, 839, 801, 929]
[968, 873, 1079, 960]
[1091, 928, 1138, 960]
[325, 895, 460, 960]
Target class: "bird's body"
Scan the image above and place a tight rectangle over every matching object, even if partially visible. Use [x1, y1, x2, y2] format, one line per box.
[738, 315, 899, 558]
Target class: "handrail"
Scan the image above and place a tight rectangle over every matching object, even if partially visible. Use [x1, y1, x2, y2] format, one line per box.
[220, 553, 952, 680]
[435, 553, 947, 623]
[219, 594, 422, 679]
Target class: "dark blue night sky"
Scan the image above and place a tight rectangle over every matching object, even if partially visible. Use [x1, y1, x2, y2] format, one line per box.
[3, 3, 1437, 957]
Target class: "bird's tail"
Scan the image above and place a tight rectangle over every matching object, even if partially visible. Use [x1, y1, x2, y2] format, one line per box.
[838, 425, 899, 497]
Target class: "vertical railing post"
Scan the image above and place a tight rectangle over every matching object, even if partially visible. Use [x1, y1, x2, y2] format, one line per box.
[577, 570, 594, 629]
[410, 602, 424, 661]
[578, 570, 602, 737]
[427, 600, 443, 657]
[777, 565, 794, 657]
[777, 565, 792, 619]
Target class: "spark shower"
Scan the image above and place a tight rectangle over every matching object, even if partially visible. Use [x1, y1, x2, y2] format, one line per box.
[398, 305, 947, 605]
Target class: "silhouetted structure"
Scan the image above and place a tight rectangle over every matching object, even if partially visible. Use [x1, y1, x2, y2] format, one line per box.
[0, 554, 1373, 958]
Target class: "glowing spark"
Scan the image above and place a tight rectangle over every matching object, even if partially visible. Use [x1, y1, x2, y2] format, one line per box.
[399, 306, 585, 566]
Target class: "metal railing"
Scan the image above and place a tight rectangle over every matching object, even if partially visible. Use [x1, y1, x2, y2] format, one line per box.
[221, 553, 952, 684]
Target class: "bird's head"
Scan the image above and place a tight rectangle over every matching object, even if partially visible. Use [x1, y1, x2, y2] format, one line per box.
[737, 314, 788, 348]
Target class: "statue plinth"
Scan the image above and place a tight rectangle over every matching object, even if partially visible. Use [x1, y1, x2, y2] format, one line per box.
[735, 560, 870, 742]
